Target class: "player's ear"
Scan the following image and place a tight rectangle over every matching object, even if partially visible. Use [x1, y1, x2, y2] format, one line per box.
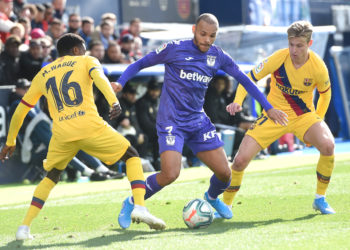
[192, 24, 196, 34]
[72, 46, 79, 55]
[308, 39, 313, 47]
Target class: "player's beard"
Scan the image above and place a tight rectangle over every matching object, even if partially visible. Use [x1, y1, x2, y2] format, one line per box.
[193, 36, 210, 53]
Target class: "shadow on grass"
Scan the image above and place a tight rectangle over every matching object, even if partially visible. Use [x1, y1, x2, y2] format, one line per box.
[211, 213, 318, 230]
[1, 213, 318, 249]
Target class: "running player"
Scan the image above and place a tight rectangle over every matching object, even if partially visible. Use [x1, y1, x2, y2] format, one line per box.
[222, 20, 336, 215]
[0, 33, 165, 241]
[116, 13, 288, 229]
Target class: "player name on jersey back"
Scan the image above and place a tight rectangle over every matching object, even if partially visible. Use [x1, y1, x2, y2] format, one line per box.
[42, 60, 77, 78]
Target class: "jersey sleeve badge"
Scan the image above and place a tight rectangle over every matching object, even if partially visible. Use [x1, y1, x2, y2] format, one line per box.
[156, 43, 168, 54]
[254, 59, 267, 74]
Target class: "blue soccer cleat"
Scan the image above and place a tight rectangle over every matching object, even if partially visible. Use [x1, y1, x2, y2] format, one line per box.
[204, 192, 233, 219]
[213, 211, 223, 219]
[312, 197, 336, 214]
[118, 197, 134, 229]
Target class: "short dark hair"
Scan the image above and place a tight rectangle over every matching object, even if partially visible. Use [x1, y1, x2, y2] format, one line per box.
[195, 13, 219, 26]
[50, 18, 62, 27]
[100, 20, 112, 28]
[130, 18, 141, 26]
[89, 40, 103, 50]
[82, 16, 94, 26]
[57, 33, 85, 57]
[5, 35, 21, 46]
[69, 13, 80, 21]
[35, 4, 45, 12]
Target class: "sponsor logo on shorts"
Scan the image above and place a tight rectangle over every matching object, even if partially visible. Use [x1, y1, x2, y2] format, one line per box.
[166, 135, 175, 146]
[203, 130, 217, 141]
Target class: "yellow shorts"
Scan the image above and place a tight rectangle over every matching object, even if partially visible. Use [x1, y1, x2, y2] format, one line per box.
[246, 111, 322, 149]
[43, 125, 130, 172]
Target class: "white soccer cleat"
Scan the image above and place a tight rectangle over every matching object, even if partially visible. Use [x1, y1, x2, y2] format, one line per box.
[131, 205, 166, 230]
[16, 225, 33, 240]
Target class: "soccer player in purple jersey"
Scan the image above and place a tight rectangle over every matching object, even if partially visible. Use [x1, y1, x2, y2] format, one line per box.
[116, 13, 288, 228]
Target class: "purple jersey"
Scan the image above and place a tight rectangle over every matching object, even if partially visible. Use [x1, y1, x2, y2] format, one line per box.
[118, 39, 272, 126]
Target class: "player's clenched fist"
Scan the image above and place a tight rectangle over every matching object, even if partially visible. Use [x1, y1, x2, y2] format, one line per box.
[226, 102, 243, 116]
[0, 145, 16, 162]
[109, 102, 122, 120]
[111, 82, 123, 93]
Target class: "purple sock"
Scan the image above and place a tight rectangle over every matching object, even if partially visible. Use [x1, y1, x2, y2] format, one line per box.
[207, 174, 230, 199]
[131, 173, 163, 203]
[144, 173, 163, 200]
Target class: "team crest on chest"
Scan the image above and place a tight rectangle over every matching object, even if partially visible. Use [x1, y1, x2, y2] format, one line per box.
[206, 55, 216, 67]
[303, 78, 313, 86]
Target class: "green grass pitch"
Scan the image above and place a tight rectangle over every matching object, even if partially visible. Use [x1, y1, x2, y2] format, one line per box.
[1, 155, 350, 249]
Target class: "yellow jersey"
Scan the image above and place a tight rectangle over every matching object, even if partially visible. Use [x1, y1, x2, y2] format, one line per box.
[235, 48, 331, 119]
[7, 55, 118, 145]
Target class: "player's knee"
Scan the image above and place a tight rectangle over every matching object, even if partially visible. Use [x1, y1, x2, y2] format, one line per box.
[214, 163, 231, 182]
[232, 154, 249, 171]
[46, 168, 62, 184]
[121, 146, 139, 162]
[160, 168, 180, 185]
[218, 167, 231, 182]
[319, 140, 335, 156]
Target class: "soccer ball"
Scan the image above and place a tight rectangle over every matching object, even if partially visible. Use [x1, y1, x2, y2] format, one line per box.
[182, 198, 214, 229]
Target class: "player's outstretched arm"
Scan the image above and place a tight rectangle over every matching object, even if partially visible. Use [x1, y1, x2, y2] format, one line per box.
[0, 101, 33, 162]
[266, 108, 288, 126]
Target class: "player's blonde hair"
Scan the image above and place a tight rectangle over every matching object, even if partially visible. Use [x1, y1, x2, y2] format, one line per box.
[287, 21, 313, 42]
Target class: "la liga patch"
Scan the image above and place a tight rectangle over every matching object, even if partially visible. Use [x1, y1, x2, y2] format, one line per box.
[156, 43, 167, 54]
[255, 61, 264, 74]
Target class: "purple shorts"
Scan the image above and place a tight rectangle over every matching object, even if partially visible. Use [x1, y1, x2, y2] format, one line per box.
[157, 116, 224, 155]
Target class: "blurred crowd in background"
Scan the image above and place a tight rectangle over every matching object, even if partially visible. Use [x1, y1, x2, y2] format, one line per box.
[0, 0, 315, 183]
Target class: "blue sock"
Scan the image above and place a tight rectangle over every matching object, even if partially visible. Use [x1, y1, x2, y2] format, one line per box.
[131, 173, 163, 203]
[207, 174, 230, 199]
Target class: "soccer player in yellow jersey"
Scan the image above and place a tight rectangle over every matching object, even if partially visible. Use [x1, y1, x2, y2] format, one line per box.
[0, 33, 165, 240]
[221, 21, 336, 215]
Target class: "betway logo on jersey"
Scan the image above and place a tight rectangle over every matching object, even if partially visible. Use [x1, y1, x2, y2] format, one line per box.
[180, 69, 212, 83]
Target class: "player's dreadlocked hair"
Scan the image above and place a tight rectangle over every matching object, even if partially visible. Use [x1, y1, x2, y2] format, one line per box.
[287, 21, 313, 43]
[57, 33, 85, 57]
[195, 13, 219, 27]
